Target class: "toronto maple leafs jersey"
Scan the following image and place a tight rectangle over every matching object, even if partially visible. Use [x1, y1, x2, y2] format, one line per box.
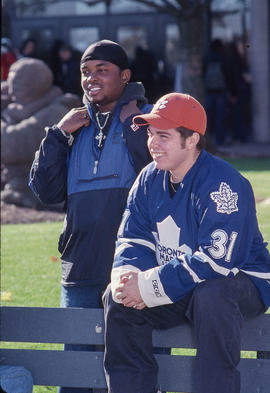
[111, 150, 270, 309]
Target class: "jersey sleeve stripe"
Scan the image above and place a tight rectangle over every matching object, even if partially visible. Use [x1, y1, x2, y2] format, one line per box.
[179, 256, 205, 283]
[114, 242, 132, 257]
[241, 269, 270, 279]
[194, 251, 239, 276]
[117, 237, 156, 252]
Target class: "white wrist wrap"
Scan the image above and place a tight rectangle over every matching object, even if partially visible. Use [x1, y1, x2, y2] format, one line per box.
[138, 267, 173, 308]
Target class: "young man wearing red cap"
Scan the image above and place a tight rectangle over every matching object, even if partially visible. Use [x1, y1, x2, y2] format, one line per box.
[103, 93, 270, 393]
[29, 40, 152, 393]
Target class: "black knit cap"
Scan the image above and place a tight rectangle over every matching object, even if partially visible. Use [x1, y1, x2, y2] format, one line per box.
[80, 39, 129, 70]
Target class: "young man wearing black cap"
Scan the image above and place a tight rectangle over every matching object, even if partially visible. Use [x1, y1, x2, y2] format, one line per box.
[29, 40, 152, 393]
[103, 92, 270, 393]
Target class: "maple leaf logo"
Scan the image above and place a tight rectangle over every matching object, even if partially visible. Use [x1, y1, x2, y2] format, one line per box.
[153, 215, 192, 265]
[154, 99, 168, 111]
[210, 182, 238, 214]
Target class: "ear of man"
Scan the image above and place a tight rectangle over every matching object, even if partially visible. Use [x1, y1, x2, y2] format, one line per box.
[186, 132, 200, 150]
[121, 69, 131, 84]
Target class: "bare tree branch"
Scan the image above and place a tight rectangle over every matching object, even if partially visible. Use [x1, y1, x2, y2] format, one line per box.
[14, 0, 103, 12]
[85, 0, 109, 5]
[13, 0, 211, 18]
[130, 0, 210, 19]
[129, 0, 181, 19]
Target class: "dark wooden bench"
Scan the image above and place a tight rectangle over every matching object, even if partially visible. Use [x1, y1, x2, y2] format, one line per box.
[1, 306, 269, 392]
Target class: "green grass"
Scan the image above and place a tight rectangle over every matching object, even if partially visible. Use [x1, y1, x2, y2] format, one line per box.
[1, 158, 270, 392]
[226, 158, 270, 200]
[227, 158, 270, 245]
[1, 222, 62, 307]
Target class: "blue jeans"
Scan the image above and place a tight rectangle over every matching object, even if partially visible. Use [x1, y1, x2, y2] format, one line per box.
[60, 284, 105, 309]
[58, 284, 106, 393]
[0, 366, 33, 393]
[104, 272, 265, 393]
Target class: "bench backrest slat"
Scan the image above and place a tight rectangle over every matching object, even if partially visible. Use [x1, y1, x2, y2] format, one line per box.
[1, 307, 270, 351]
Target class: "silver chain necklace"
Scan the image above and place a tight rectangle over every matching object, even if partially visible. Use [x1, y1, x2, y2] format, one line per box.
[169, 173, 180, 194]
[170, 181, 178, 193]
[95, 111, 111, 148]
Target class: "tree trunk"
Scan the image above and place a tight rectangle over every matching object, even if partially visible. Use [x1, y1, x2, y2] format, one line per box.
[176, 10, 216, 153]
[250, 0, 270, 142]
[177, 10, 205, 104]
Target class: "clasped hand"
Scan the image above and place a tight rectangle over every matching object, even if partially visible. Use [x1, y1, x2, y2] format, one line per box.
[115, 271, 146, 310]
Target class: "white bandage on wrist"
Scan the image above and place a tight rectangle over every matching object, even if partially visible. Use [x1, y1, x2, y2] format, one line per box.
[59, 127, 74, 146]
[138, 267, 173, 308]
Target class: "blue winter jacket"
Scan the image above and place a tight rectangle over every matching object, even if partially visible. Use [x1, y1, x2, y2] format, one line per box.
[29, 83, 152, 287]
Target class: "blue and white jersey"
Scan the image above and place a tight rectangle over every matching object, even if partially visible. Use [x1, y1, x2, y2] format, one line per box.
[112, 150, 270, 309]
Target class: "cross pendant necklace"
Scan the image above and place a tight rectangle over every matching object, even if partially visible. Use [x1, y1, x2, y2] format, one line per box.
[95, 111, 111, 148]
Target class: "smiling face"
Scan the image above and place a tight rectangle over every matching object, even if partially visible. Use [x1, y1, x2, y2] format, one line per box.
[80, 59, 131, 112]
[147, 126, 200, 182]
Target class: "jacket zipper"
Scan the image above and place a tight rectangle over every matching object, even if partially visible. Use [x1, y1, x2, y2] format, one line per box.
[93, 160, 99, 174]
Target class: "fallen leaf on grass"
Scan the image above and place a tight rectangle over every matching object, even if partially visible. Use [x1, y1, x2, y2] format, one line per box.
[50, 256, 59, 262]
[1, 291, 12, 301]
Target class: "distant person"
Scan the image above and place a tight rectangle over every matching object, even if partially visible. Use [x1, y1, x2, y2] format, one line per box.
[103, 92, 270, 393]
[1, 37, 17, 81]
[48, 39, 65, 78]
[53, 43, 82, 96]
[130, 46, 158, 103]
[1, 57, 80, 208]
[29, 39, 152, 393]
[203, 39, 230, 146]
[226, 39, 252, 143]
[19, 38, 39, 59]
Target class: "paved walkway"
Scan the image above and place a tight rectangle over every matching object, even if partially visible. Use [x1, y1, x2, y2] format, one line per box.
[215, 142, 270, 159]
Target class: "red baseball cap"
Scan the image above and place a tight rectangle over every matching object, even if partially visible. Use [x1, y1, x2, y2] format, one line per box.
[133, 93, 207, 135]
